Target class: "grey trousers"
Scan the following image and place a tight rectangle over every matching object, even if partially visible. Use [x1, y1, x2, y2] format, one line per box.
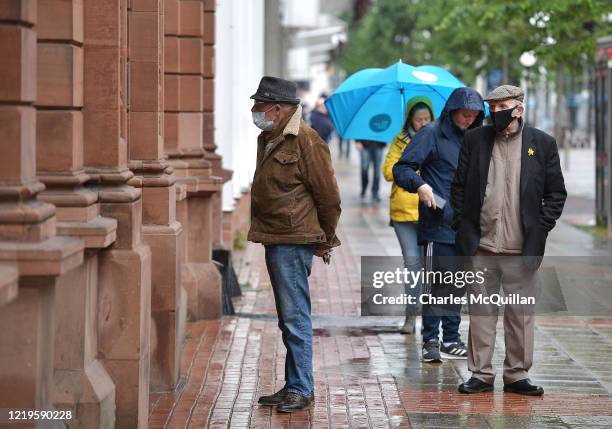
[467, 249, 537, 384]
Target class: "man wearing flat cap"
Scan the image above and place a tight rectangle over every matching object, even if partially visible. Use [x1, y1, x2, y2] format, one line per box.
[248, 76, 341, 412]
[451, 85, 566, 396]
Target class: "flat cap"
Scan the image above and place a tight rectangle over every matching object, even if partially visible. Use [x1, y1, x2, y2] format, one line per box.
[484, 85, 524, 102]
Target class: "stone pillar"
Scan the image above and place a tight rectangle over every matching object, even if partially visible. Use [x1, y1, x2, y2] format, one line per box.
[34, 1, 118, 426]
[83, 1, 152, 427]
[52, 252, 117, 428]
[127, 0, 184, 393]
[164, 0, 222, 320]
[0, 1, 85, 425]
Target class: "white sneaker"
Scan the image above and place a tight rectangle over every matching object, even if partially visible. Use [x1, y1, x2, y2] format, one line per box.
[440, 342, 467, 360]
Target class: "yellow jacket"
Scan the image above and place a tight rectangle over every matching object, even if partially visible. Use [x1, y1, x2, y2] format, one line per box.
[383, 131, 420, 222]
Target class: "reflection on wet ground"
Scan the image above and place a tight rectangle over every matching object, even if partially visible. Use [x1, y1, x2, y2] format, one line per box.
[149, 153, 612, 428]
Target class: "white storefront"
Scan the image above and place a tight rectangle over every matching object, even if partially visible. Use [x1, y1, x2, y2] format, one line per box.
[215, 0, 265, 211]
[215, 0, 347, 211]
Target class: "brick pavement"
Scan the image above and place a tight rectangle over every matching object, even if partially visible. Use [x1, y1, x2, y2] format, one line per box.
[149, 155, 612, 428]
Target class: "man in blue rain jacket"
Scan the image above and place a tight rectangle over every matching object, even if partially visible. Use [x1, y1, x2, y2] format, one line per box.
[393, 87, 485, 363]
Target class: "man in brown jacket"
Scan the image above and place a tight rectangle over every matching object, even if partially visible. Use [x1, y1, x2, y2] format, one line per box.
[249, 77, 341, 412]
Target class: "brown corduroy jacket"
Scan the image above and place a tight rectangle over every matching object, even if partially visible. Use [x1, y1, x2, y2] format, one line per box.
[247, 105, 342, 248]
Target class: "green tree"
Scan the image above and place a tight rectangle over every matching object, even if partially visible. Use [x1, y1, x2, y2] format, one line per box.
[340, 0, 611, 85]
[524, 0, 610, 72]
[340, 0, 424, 75]
[429, 0, 536, 84]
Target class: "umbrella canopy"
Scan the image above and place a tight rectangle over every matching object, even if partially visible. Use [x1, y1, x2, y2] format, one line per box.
[326, 62, 466, 142]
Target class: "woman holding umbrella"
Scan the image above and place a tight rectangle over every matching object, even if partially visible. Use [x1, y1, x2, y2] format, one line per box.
[382, 96, 434, 334]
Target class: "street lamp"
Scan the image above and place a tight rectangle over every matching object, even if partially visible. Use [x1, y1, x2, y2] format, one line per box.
[520, 51, 537, 68]
[520, 51, 537, 125]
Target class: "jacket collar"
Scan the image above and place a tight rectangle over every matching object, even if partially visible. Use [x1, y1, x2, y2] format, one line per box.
[256, 105, 302, 168]
[519, 126, 536, 200]
[496, 117, 524, 140]
[282, 104, 302, 137]
[261, 105, 302, 141]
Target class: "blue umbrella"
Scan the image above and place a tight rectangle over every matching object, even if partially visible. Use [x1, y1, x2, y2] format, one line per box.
[326, 62, 466, 142]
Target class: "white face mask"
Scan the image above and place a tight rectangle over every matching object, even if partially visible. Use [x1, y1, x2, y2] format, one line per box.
[252, 106, 275, 131]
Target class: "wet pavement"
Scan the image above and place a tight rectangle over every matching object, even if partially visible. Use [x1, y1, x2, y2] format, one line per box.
[149, 147, 612, 428]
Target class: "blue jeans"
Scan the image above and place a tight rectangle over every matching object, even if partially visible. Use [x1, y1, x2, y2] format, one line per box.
[391, 221, 422, 316]
[359, 144, 383, 197]
[421, 241, 464, 344]
[264, 244, 315, 396]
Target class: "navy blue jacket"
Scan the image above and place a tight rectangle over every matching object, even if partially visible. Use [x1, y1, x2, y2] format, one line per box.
[392, 87, 485, 245]
[310, 110, 334, 143]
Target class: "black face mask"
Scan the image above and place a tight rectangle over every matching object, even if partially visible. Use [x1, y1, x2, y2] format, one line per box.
[490, 106, 517, 132]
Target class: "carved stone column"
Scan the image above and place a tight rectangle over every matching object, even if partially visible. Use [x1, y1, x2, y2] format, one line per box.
[164, 0, 222, 320]
[127, 0, 185, 392]
[35, 0, 118, 426]
[0, 2, 85, 425]
[83, 1, 152, 427]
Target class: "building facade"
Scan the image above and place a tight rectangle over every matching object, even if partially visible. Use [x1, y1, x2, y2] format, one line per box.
[0, 0, 262, 427]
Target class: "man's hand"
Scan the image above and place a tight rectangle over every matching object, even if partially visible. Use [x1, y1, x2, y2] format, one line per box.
[417, 183, 436, 209]
[314, 245, 330, 258]
[355, 142, 364, 152]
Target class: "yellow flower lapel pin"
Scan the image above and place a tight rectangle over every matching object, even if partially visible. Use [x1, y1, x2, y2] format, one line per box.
[527, 147, 535, 156]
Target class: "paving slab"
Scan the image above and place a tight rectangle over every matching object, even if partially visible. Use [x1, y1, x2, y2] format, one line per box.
[149, 151, 612, 428]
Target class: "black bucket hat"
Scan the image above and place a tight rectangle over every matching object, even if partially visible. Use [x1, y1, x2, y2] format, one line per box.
[250, 76, 300, 105]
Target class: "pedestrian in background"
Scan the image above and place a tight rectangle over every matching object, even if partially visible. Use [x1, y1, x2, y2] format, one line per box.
[309, 96, 334, 144]
[249, 76, 342, 412]
[382, 96, 435, 334]
[357, 139, 386, 202]
[393, 87, 485, 362]
[338, 137, 352, 160]
[452, 85, 566, 396]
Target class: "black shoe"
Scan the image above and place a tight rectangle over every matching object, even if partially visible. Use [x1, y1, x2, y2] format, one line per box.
[440, 341, 468, 360]
[258, 387, 288, 405]
[372, 194, 381, 203]
[422, 339, 442, 363]
[276, 392, 314, 413]
[503, 379, 544, 396]
[458, 377, 494, 394]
